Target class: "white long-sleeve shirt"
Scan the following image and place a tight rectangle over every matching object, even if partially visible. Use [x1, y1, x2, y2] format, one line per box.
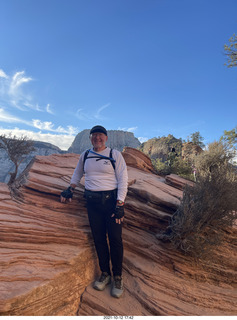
[70, 147, 128, 202]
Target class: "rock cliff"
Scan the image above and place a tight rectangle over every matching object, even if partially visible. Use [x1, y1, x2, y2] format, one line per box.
[182, 142, 203, 160]
[0, 148, 236, 316]
[139, 135, 183, 160]
[68, 129, 141, 153]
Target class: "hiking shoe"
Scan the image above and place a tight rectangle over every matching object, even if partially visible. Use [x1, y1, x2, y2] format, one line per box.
[111, 276, 123, 298]
[93, 272, 111, 291]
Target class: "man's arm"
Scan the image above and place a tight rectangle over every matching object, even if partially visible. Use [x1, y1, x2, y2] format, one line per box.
[70, 152, 85, 186]
[114, 150, 128, 202]
[111, 150, 128, 224]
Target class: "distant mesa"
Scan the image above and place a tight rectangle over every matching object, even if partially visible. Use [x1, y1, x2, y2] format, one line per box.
[68, 129, 141, 154]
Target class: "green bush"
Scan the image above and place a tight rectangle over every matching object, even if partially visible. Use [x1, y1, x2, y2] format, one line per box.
[171, 157, 193, 180]
[157, 141, 237, 258]
[152, 158, 171, 175]
[152, 156, 194, 180]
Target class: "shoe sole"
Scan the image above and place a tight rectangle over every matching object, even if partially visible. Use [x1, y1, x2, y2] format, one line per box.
[111, 290, 123, 298]
[93, 279, 111, 291]
[111, 285, 124, 298]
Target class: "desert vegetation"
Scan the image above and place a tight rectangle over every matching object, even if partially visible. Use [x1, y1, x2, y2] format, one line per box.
[224, 33, 237, 68]
[157, 140, 237, 258]
[140, 131, 204, 180]
[0, 134, 35, 185]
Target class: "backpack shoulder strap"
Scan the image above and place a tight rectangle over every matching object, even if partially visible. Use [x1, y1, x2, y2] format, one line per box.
[110, 148, 116, 171]
[83, 148, 116, 171]
[83, 149, 90, 172]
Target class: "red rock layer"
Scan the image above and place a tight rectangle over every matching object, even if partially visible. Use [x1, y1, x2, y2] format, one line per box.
[0, 151, 236, 316]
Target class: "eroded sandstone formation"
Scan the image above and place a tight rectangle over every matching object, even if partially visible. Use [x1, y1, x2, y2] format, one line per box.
[0, 148, 236, 316]
[68, 129, 141, 153]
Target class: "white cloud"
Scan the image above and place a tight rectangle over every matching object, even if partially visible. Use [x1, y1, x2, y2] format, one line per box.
[0, 69, 77, 149]
[0, 107, 77, 136]
[9, 71, 32, 94]
[0, 68, 50, 112]
[32, 119, 78, 134]
[117, 126, 138, 133]
[127, 127, 138, 133]
[46, 103, 54, 114]
[0, 69, 8, 79]
[66, 125, 78, 135]
[32, 119, 54, 131]
[7, 71, 34, 111]
[76, 108, 92, 121]
[75, 103, 110, 121]
[95, 103, 110, 120]
[0, 127, 75, 150]
[0, 107, 31, 125]
[117, 126, 147, 142]
[138, 137, 148, 143]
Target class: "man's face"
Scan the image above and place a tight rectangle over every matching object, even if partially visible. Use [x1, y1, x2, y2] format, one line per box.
[90, 132, 108, 151]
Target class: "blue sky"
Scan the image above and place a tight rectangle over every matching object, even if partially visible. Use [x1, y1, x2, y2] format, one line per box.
[0, 0, 236, 150]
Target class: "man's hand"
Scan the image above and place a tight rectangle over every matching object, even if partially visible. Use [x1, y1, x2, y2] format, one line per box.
[60, 186, 74, 203]
[111, 205, 124, 224]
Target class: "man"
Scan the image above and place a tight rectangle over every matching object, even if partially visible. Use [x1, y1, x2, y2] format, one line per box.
[60, 125, 128, 298]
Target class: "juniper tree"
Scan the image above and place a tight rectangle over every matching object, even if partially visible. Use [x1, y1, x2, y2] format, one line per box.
[0, 134, 35, 185]
[221, 126, 237, 149]
[224, 34, 237, 68]
[187, 131, 205, 149]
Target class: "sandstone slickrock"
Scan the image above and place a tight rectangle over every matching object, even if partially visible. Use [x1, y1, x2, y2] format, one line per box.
[122, 147, 155, 173]
[0, 148, 236, 316]
[165, 173, 195, 190]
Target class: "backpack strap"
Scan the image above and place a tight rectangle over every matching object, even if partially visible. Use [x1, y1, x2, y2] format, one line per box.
[110, 149, 115, 171]
[83, 148, 116, 172]
[83, 149, 90, 172]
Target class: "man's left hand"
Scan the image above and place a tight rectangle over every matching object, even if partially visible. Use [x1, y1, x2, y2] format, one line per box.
[111, 205, 124, 224]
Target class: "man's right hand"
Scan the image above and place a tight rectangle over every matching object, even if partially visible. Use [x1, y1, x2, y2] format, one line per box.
[60, 186, 74, 203]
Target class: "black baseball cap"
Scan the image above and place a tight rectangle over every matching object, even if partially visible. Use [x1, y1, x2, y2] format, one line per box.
[90, 125, 107, 136]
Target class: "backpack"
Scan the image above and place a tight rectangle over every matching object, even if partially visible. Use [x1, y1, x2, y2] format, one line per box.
[83, 148, 116, 172]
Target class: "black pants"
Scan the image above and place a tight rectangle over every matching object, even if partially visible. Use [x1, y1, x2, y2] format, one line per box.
[86, 190, 123, 277]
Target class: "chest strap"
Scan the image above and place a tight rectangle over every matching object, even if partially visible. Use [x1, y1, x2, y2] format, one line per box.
[83, 149, 116, 171]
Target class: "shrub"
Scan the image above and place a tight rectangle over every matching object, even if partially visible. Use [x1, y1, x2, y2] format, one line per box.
[152, 158, 171, 175]
[157, 141, 237, 258]
[171, 157, 193, 180]
[152, 156, 194, 179]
